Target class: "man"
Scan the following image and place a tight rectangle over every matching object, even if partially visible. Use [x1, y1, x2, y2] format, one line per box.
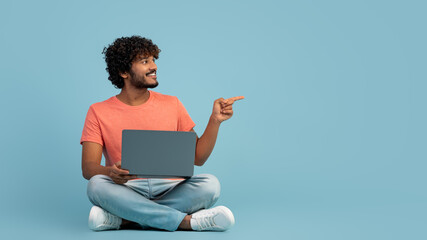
[80, 36, 244, 232]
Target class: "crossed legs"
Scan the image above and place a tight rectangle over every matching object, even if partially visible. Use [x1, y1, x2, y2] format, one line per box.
[87, 174, 220, 231]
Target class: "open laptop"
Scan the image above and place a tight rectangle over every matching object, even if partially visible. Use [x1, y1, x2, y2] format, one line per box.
[121, 129, 197, 178]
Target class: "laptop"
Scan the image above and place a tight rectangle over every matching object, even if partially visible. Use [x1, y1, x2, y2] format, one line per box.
[121, 129, 197, 178]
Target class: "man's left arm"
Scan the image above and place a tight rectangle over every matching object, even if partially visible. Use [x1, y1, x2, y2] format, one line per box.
[192, 96, 244, 166]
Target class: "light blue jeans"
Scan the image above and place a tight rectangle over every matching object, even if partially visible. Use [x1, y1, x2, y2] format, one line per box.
[87, 174, 221, 231]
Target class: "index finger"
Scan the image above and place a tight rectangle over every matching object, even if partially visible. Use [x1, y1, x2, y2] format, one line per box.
[120, 174, 138, 180]
[223, 96, 245, 105]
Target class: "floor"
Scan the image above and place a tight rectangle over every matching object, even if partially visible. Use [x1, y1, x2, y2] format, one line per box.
[3, 199, 424, 240]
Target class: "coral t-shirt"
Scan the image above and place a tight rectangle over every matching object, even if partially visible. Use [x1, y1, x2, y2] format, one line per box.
[80, 91, 196, 167]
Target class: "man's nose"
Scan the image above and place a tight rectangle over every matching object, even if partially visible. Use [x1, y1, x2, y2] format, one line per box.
[150, 61, 157, 70]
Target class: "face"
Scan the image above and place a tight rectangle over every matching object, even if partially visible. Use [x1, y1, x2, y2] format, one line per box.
[127, 55, 158, 89]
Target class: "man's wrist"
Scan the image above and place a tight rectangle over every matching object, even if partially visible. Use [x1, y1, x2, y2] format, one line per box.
[209, 115, 222, 126]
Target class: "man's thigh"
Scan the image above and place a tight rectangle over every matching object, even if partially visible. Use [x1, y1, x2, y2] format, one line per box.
[153, 173, 221, 213]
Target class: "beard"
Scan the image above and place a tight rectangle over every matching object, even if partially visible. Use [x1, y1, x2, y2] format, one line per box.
[129, 70, 159, 89]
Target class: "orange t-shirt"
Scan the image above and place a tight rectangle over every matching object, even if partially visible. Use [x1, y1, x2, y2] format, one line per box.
[80, 91, 196, 167]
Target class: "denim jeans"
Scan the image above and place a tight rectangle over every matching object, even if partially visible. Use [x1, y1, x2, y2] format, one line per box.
[87, 174, 221, 231]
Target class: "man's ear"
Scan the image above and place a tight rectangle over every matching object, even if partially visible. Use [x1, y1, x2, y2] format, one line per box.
[120, 72, 129, 79]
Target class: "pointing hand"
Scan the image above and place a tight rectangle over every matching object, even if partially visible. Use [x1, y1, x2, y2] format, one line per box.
[211, 96, 245, 123]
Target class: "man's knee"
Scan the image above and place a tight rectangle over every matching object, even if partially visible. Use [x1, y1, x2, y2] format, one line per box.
[87, 174, 111, 204]
[195, 174, 221, 202]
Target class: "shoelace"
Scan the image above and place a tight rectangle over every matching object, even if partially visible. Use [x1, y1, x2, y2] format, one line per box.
[103, 212, 120, 226]
[195, 213, 216, 230]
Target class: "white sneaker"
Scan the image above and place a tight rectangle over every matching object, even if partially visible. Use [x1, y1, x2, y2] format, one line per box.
[190, 206, 235, 231]
[88, 206, 122, 231]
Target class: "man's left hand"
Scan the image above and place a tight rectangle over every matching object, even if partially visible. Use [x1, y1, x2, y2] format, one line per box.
[211, 96, 245, 123]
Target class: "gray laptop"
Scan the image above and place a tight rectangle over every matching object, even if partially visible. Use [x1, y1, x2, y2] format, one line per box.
[121, 130, 197, 178]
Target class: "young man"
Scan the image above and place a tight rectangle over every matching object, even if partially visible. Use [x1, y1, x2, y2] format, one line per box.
[80, 36, 244, 232]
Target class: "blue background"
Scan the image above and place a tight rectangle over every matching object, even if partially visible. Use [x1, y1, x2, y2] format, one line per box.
[1, 0, 426, 239]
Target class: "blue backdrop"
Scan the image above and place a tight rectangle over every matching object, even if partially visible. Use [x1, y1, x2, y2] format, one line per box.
[1, 0, 426, 239]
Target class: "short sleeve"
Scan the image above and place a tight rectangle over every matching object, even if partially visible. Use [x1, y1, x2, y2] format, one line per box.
[80, 106, 104, 146]
[176, 98, 196, 132]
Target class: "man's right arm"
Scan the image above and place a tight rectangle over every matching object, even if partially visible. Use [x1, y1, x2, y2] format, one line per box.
[81, 141, 136, 184]
[81, 141, 110, 180]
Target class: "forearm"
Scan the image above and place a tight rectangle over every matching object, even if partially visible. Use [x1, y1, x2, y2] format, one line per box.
[82, 162, 110, 180]
[195, 116, 221, 166]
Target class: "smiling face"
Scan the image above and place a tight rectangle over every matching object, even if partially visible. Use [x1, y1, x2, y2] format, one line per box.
[127, 55, 158, 89]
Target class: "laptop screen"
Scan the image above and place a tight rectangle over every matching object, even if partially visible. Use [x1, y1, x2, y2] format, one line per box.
[121, 130, 197, 178]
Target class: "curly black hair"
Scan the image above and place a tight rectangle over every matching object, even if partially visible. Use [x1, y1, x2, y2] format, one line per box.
[102, 36, 161, 89]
